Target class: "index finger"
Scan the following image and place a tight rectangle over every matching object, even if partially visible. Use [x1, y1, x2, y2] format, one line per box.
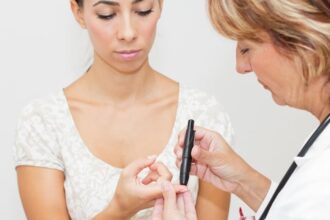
[123, 155, 157, 177]
[151, 198, 164, 220]
[182, 191, 197, 220]
[150, 162, 173, 182]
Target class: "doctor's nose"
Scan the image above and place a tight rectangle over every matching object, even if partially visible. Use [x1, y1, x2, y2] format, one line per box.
[236, 46, 252, 74]
[236, 58, 252, 74]
[117, 15, 137, 42]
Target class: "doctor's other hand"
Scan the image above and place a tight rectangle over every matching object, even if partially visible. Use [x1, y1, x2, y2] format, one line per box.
[151, 180, 197, 220]
[175, 127, 256, 193]
[107, 156, 187, 219]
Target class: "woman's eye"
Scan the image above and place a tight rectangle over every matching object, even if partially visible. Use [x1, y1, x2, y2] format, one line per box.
[136, 9, 153, 16]
[240, 48, 250, 55]
[97, 13, 116, 20]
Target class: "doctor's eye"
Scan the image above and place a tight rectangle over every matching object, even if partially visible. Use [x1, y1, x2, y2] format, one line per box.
[240, 48, 250, 55]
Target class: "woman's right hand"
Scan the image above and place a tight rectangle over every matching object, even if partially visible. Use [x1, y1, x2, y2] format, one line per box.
[103, 156, 187, 219]
[175, 127, 254, 193]
[174, 127, 271, 211]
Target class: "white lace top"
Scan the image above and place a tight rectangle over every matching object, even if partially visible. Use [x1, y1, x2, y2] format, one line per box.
[14, 86, 234, 220]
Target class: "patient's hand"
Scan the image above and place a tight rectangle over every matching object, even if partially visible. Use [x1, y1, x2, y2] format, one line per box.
[108, 156, 187, 219]
[152, 180, 197, 220]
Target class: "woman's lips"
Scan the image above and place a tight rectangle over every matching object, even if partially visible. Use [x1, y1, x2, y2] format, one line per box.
[115, 50, 141, 61]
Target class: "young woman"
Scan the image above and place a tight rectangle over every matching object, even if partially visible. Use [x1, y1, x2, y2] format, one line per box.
[14, 0, 233, 219]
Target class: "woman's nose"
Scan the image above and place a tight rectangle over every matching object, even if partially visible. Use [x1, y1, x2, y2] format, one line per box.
[117, 14, 137, 42]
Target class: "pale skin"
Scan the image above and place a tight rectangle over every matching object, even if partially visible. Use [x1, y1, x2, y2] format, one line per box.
[16, 0, 230, 219]
[166, 35, 330, 218]
[152, 180, 197, 220]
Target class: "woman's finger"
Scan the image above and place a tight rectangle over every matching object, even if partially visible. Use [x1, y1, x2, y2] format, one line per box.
[182, 191, 197, 220]
[161, 181, 177, 211]
[151, 198, 164, 220]
[142, 171, 160, 185]
[174, 148, 183, 159]
[150, 162, 173, 181]
[124, 155, 157, 177]
[176, 193, 185, 216]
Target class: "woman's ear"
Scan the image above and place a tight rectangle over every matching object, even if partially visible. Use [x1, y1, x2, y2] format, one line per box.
[70, 0, 86, 29]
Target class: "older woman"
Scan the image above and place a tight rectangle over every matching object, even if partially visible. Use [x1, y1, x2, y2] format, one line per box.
[154, 0, 330, 219]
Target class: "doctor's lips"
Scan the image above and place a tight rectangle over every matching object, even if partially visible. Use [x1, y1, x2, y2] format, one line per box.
[115, 49, 141, 61]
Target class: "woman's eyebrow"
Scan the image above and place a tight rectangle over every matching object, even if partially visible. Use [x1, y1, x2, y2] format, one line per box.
[132, 0, 144, 4]
[93, 0, 119, 7]
[93, 0, 145, 7]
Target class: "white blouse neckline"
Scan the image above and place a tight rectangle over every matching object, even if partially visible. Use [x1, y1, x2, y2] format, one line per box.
[59, 85, 183, 170]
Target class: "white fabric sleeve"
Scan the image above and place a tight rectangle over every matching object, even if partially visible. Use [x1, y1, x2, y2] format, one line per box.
[13, 103, 64, 171]
[255, 181, 278, 218]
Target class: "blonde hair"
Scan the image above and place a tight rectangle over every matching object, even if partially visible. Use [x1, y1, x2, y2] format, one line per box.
[208, 0, 330, 82]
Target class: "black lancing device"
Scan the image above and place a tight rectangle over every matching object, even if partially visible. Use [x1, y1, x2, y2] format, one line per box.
[179, 119, 195, 185]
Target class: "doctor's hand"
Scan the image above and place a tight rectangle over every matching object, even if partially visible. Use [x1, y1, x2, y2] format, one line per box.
[105, 156, 187, 219]
[175, 127, 255, 193]
[151, 180, 197, 220]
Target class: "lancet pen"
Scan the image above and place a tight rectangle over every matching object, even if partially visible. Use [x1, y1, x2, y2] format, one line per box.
[180, 119, 195, 185]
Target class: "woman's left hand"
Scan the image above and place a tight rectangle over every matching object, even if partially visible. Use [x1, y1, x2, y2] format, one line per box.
[151, 180, 197, 220]
[109, 156, 187, 219]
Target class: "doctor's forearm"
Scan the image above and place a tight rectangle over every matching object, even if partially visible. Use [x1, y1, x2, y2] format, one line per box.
[234, 168, 271, 211]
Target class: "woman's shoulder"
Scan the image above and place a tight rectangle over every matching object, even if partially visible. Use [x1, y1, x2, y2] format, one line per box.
[178, 85, 234, 144]
[179, 85, 225, 111]
[18, 90, 66, 123]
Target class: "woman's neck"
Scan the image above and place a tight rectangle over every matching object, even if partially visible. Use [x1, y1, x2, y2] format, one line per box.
[304, 74, 330, 122]
[82, 54, 157, 106]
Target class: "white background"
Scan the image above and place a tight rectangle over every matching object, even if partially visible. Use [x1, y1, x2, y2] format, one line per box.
[0, 0, 317, 219]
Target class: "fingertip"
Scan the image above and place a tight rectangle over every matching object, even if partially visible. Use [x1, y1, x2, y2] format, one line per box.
[174, 148, 183, 159]
[141, 177, 151, 185]
[189, 163, 198, 175]
[175, 159, 181, 168]
[147, 154, 158, 161]
[191, 145, 200, 158]
[174, 184, 188, 193]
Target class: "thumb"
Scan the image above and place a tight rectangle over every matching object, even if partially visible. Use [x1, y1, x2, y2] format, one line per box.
[161, 181, 177, 211]
[191, 145, 219, 166]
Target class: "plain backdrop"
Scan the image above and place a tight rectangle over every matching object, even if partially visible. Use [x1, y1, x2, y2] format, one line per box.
[0, 0, 317, 219]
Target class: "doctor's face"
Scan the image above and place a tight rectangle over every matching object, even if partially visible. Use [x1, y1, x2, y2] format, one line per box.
[235, 35, 305, 108]
[71, 0, 162, 73]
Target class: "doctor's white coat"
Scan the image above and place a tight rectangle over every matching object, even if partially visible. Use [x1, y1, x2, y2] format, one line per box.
[256, 123, 330, 220]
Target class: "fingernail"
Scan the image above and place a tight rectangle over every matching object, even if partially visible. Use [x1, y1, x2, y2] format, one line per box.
[147, 155, 157, 160]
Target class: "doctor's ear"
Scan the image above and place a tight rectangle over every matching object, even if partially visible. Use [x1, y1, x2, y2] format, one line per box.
[70, 0, 87, 29]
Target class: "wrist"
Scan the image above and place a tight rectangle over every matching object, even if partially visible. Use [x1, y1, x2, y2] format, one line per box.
[105, 198, 133, 220]
[234, 166, 271, 211]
